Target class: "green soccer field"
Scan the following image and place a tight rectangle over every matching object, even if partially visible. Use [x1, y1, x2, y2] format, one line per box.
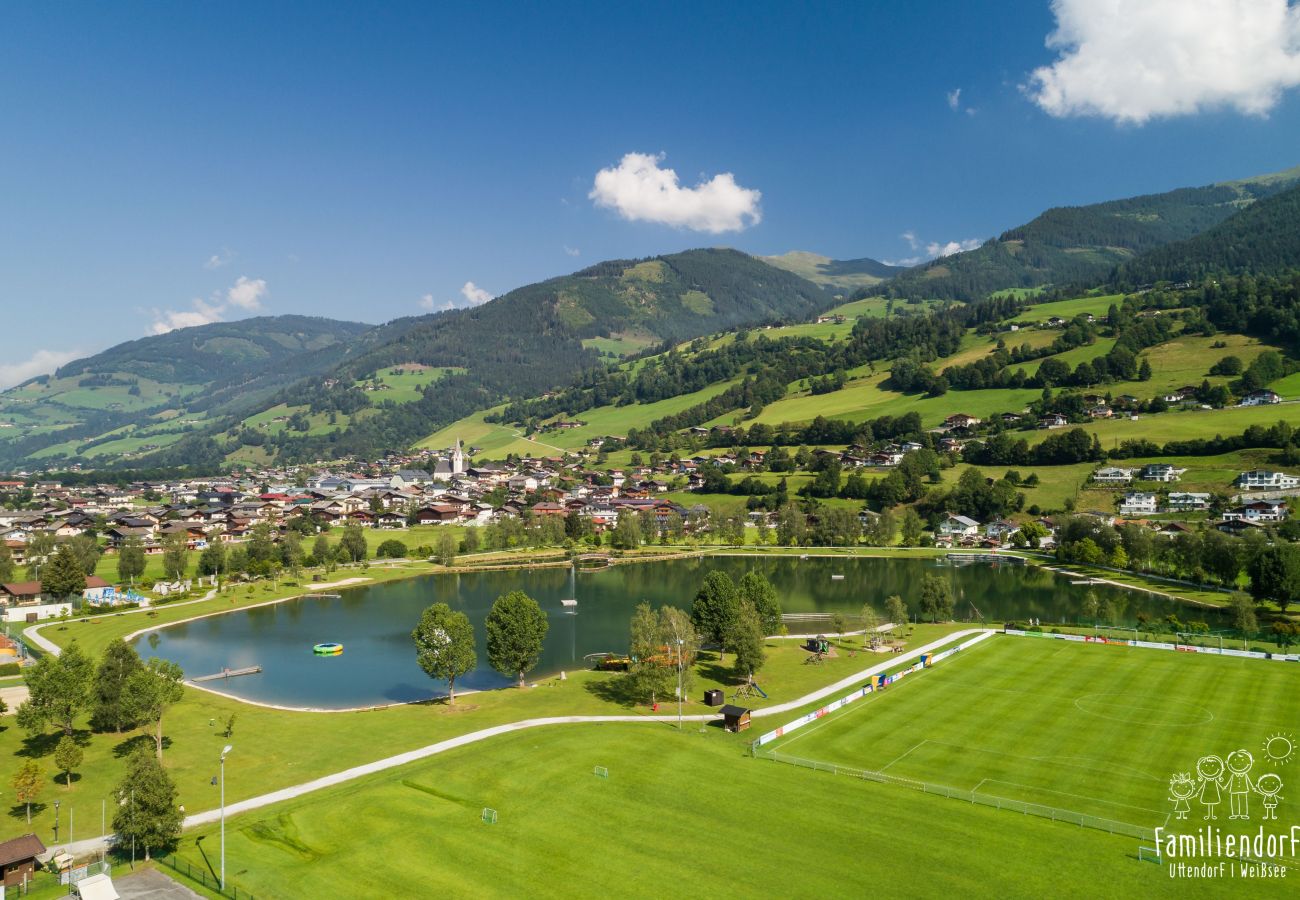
[766, 635, 1300, 861]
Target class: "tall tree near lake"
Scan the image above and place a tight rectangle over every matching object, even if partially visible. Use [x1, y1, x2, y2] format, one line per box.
[436, 529, 457, 567]
[737, 571, 782, 636]
[412, 602, 476, 705]
[311, 534, 331, 567]
[0, 540, 13, 583]
[691, 571, 740, 661]
[12, 760, 43, 824]
[485, 591, 549, 687]
[917, 573, 954, 623]
[1248, 543, 1300, 616]
[899, 509, 924, 547]
[123, 658, 186, 760]
[160, 533, 189, 581]
[1226, 593, 1257, 648]
[118, 536, 147, 584]
[730, 601, 767, 681]
[197, 539, 226, 579]
[113, 749, 183, 860]
[628, 602, 699, 704]
[91, 639, 144, 733]
[339, 523, 368, 563]
[41, 544, 86, 599]
[17, 641, 93, 737]
[54, 735, 84, 789]
[885, 594, 908, 628]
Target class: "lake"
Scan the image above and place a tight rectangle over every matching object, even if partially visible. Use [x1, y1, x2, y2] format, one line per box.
[137, 555, 1219, 709]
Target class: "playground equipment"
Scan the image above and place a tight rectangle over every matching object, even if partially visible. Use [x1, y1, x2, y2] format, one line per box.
[312, 642, 343, 655]
[585, 652, 631, 671]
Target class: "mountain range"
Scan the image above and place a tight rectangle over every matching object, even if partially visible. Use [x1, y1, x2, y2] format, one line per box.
[4, 163, 1300, 473]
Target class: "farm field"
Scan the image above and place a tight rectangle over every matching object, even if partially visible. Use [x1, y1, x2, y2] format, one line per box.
[355, 365, 465, 404]
[766, 633, 1300, 869]
[1012, 294, 1125, 323]
[1024, 403, 1300, 450]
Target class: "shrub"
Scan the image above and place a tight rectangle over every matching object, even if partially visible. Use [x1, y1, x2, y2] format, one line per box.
[376, 539, 408, 559]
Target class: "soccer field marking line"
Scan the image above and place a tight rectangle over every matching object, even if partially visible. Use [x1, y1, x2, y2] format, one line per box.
[916, 739, 1162, 784]
[879, 740, 930, 773]
[1071, 694, 1214, 727]
[771, 668, 937, 753]
[973, 779, 1164, 819]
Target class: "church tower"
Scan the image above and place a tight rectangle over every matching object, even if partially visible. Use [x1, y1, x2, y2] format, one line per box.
[451, 438, 465, 475]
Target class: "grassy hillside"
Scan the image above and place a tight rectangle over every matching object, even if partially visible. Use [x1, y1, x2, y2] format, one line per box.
[0, 316, 370, 468]
[762, 250, 904, 291]
[871, 165, 1300, 302]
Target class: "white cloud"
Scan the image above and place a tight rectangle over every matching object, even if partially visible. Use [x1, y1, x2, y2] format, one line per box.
[885, 233, 983, 267]
[460, 281, 492, 306]
[947, 88, 962, 111]
[564, 245, 581, 257]
[149, 276, 267, 334]
[418, 293, 437, 311]
[589, 152, 762, 233]
[0, 349, 83, 389]
[1027, 0, 1300, 124]
[928, 238, 982, 257]
[226, 276, 267, 310]
[203, 248, 233, 269]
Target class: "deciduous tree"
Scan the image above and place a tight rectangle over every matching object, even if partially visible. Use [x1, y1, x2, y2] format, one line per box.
[112, 749, 183, 860]
[485, 591, 549, 687]
[123, 658, 185, 760]
[91, 639, 144, 733]
[412, 603, 476, 704]
[17, 641, 93, 737]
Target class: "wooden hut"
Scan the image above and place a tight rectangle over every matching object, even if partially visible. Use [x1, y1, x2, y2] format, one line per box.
[0, 834, 46, 887]
[721, 705, 751, 733]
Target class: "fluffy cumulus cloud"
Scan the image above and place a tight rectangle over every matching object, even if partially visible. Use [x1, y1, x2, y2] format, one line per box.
[0, 349, 83, 389]
[589, 152, 762, 233]
[460, 281, 492, 306]
[225, 276, 267, 310]
[150, 276, 267, 334]
[417, 282, 493, 313]
[1028, 0, 1300, 124]
[887, 232, 983, 267]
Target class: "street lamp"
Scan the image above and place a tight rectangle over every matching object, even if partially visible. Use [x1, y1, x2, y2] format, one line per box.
[676, 638, 684, 731]
[219, 745, 233, 890]
[53, 799, 60, 843]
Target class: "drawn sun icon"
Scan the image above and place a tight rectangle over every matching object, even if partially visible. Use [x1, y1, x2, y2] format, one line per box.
[1263, 733, 1296, 766]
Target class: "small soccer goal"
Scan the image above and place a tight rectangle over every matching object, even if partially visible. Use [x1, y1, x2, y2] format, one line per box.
[1138, 845, 1162, 865]
[593, 765, 609, 779]
[482, 807, 498, 825]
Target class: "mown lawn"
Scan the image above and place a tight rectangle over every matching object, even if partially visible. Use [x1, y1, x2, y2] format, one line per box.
[168, 649, 1216, 898]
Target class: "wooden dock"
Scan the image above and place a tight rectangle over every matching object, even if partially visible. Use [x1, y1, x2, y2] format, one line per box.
[191, 665, 262, 683]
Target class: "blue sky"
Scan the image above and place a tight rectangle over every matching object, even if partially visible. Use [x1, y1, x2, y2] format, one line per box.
[3, 0, 1300, 384]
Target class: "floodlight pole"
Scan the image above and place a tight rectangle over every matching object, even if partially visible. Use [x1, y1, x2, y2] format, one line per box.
[676, 638, 684, 731]
[220, 744, 233, 890]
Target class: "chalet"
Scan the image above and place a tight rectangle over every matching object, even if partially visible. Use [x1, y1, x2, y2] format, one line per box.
[1088, 406, 1114, 419]
[1217, 518, 1264, 535]
[375, 511, 407, 529]
[415, 504, 462, 524]
[984, 519, 1017, 541]
[530, 502, 567, 517]
[1239, 390, 1282, 407]
[1000, 412, 1022, 424]
[1222, 499, 1289, 522]
[815, 313, 846, 324]
[1092, 467, 1134, 484]
[1139, 464, 1184, 483]
[944, 413, 981, 430]
[937, 513, 980, 538]
[1119, 492, 1159, 516]
[1166, 492, 1211, 512]
[1039, 414, 1069, 429]
[0, 582, 43, 604]
[1236, 470, 1300, 490]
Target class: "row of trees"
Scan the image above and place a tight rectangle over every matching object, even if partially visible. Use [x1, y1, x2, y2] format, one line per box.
[411, 591, 550, 702]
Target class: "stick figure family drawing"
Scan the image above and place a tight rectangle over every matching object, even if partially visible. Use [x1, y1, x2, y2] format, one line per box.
[1169, 750, 1283, 821]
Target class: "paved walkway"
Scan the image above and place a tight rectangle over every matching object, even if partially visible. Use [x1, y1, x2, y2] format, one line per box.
[49, 628, 990, 859]
[114, 868, 204, 900]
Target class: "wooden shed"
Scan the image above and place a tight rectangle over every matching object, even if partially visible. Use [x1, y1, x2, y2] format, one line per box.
[0, 833, 46, 888]
[721, 705, 751, 733]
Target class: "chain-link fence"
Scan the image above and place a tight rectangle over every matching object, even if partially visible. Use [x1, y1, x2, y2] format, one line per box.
[159, 854, 256, 900]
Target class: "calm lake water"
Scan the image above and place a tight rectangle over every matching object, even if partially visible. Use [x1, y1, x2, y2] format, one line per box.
[138, 556, 1221, 709]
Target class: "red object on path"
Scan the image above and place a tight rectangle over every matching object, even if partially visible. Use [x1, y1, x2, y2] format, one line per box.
[652, 702, 659, 711]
